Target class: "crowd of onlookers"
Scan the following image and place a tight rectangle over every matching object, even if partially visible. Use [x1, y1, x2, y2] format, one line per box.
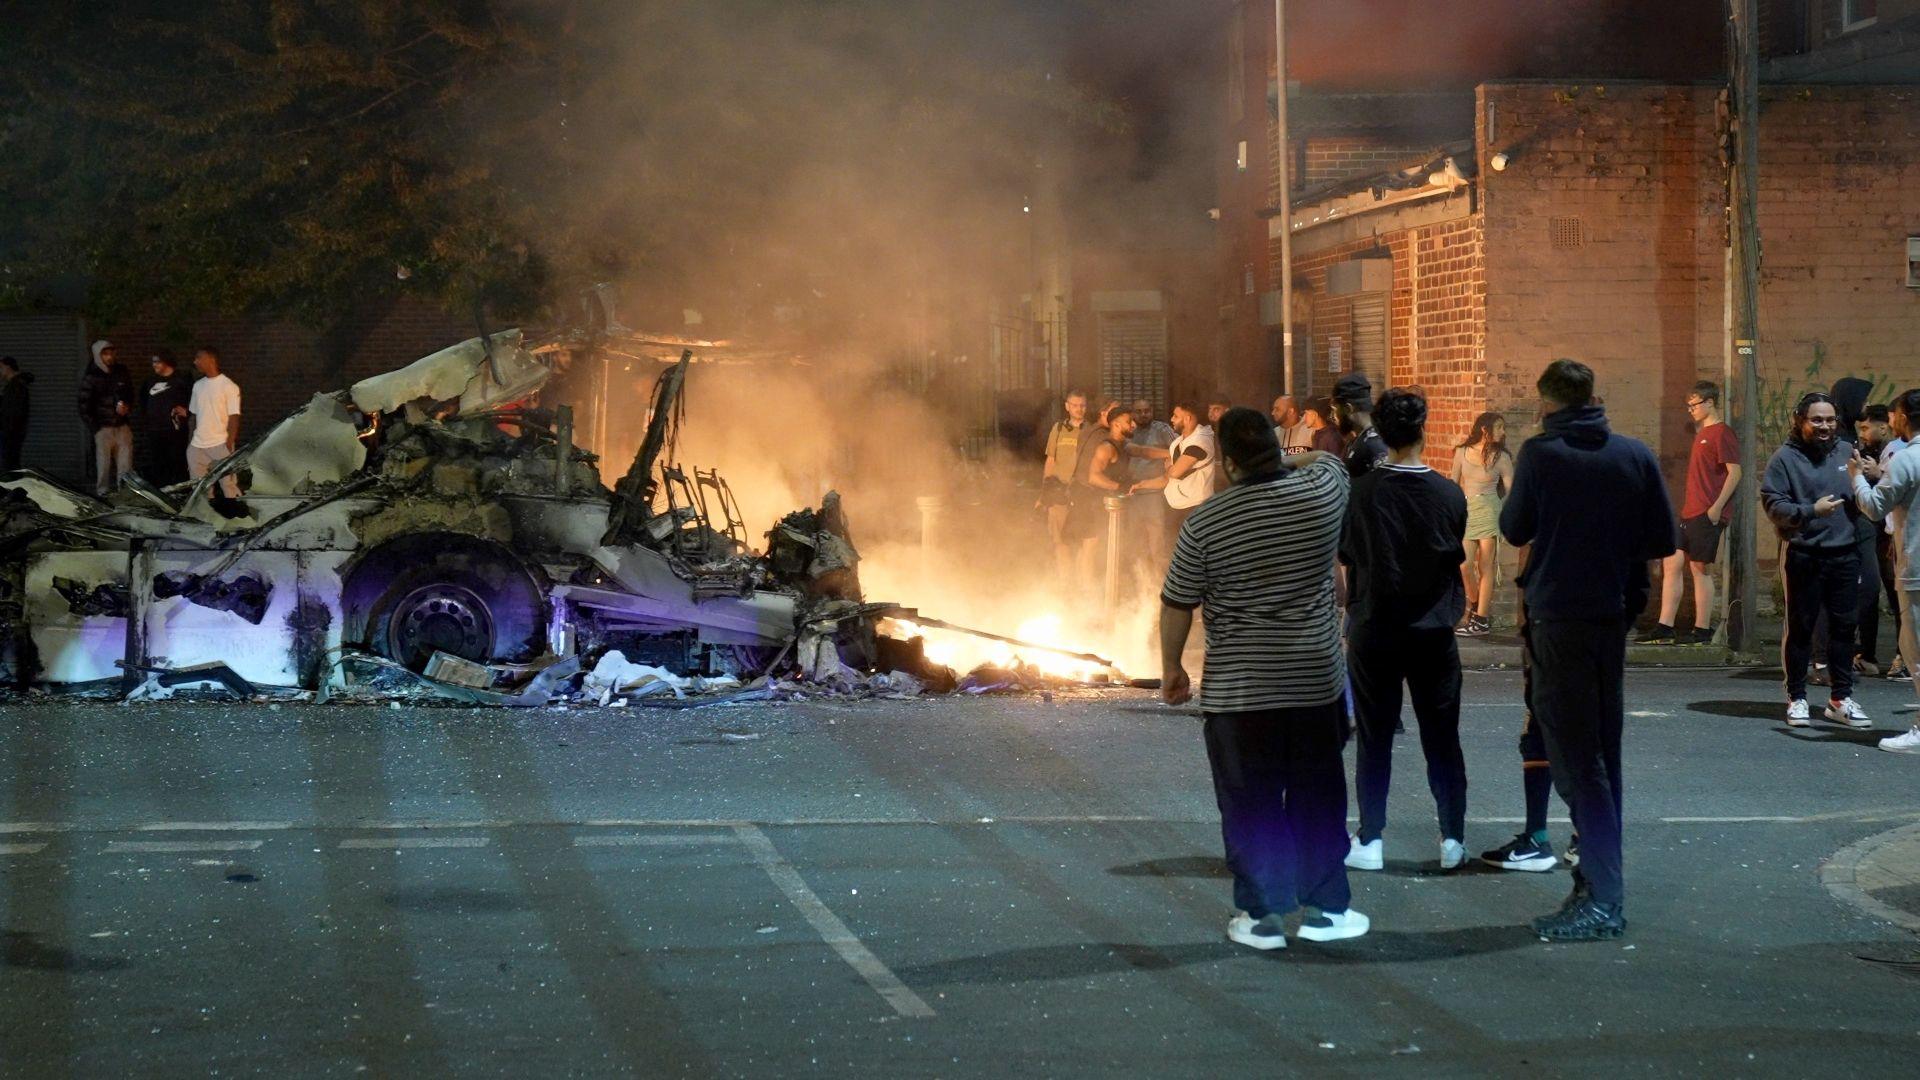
[1045, 362, 1920, 948]
[0, 340, 243, 497]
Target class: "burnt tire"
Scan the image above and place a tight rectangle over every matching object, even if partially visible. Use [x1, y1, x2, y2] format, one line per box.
[345, 536, 547, 672]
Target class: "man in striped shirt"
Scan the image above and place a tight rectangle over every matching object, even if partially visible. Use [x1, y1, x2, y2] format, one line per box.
[1160, 406, 1369, 950]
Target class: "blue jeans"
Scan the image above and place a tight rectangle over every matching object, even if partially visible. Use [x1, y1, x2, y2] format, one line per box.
[1203, 702, 1352, 919]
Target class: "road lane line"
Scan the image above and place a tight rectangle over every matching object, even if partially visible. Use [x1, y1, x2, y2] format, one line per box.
[0, 822, 72, 835]
[732, 823, 935, 1019]
[0, 843, 47, 855]
[104, 840, 265, 854]
[572, 834, 727, 847]
[135, 821, 293, 832]
[338, 837, 490, 850]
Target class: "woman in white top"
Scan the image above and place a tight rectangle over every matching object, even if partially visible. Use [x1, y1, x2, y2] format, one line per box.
[1450, 412, 1514, 636]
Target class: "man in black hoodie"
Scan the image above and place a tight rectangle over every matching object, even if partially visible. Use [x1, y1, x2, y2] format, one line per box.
[0, 357, 29, 472]
[1762, 392, 1871, 728]
[1500, 359, 1676, 941]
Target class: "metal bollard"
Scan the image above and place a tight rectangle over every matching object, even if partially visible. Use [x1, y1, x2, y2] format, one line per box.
[1103, 494, 1126, 611]
[915, 495, 943, 586]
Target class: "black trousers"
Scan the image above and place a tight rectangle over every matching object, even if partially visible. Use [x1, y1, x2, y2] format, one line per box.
[1784, 546, 1859, 701]
[1349, 626, 1467, 844]
[1525, 617, 1628, 907]
[1862, 529, 1903, 664]
[1203, 702, 1352, 920]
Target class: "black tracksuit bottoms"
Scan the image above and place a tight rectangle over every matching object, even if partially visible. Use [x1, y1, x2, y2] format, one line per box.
[1785, 546, 1860, 702]
[1202, 702, 1352, 920]
[1349, 627, 1467, 845]
[1525, 617, 1629, 908]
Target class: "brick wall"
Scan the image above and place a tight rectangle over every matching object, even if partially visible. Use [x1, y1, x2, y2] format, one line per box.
[1284, 212, 1486, 470]
[101, 297, 479, 441]
[1299, 136, 1436, 192]
[1479, 82, 1920, 470]
[1479, 83, 1730, 472]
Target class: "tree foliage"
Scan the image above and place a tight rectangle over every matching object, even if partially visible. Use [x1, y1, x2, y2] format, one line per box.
[0, 1, 1127, 329]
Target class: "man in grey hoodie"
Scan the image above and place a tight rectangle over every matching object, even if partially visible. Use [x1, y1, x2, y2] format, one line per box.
[1762, 392, 1870, 728]
[1850, 387, 1920, 752]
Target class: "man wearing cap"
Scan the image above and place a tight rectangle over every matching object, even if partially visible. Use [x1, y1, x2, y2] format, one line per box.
[140, 352, 194, 486]
[77, 340, 135, 495]
[1333, 372, 1388, 479]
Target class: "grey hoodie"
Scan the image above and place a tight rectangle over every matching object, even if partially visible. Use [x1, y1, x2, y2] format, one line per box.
[1761, 434, 1855, 551]
[1854, 444, 1920, 587]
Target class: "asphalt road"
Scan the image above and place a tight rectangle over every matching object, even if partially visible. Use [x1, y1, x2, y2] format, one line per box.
[3, 667, 1919, 1078]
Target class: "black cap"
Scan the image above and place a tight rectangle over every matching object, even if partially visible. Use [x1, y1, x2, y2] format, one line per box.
[1333, 372, 1373, 407]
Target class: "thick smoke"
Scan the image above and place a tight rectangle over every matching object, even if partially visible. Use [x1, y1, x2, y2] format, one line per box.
[489, 1, 1219, 674]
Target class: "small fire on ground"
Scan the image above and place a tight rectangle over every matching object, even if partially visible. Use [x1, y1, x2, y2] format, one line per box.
[878, 614, 1124, 685]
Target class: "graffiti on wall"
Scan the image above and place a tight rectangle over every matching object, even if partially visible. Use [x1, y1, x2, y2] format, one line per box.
[1756, 341, 1900, 439]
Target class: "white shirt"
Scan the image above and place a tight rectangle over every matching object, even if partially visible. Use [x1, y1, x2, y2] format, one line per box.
[1165, 425, 1220, 510]
[188, 373, 241, 449]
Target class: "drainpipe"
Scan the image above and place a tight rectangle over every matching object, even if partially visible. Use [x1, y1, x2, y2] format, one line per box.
[1103, 494, 1126, 610]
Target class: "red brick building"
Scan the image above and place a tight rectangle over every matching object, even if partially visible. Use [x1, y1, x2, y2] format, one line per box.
[1213, 2, 1920, 475]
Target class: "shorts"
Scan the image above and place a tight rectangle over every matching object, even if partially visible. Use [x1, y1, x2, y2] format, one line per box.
[1465, 493, 1502, 541]
[1679, 514, 1725, 564]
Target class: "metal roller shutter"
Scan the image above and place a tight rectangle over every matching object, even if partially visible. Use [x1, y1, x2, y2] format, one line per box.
[1349, 293, 1388, 393]
[0, 314, 89, 482]
[1097, 311, 1168, 418]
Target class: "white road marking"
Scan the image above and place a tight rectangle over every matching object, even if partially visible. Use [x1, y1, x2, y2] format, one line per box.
[104, 840, 264, 854]
[573, 834, 727, 847]
[1660, 815, 1805, 823]
[733, 823, 935, 1019]
[0, 842, 47, 855]
[338, 836, 490, 850]
[135, 821, 292, 832]
[0, 822, 72, 834]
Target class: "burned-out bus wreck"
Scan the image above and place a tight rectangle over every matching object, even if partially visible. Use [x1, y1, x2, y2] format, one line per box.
[0, 324, 940, 704]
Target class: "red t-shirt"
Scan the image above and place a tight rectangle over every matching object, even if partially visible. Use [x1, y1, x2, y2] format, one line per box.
[1681, 422, 1740, 520]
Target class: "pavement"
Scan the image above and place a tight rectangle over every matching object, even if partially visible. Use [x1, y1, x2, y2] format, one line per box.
[3, 667, 1920, 1077]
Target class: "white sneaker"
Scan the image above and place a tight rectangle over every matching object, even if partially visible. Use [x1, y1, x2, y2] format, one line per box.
[1786, 699, 1811, 727]
[1440, 838, 1466, 870]
[1226, 912, 1287, 951]
[1345, 836, 1383, 871]
[1824, 697, 1871, 729]
[1879, 726, 1920, 754]
[1296, 908, 1370, 942]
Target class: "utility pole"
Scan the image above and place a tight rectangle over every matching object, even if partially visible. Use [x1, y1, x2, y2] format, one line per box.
[1724, 0, 1762, 653]
[1273, 0, 1295, 398]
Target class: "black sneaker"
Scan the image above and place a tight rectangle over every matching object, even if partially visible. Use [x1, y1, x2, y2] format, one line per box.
[1681, 626, 1715, 646]
[1455, 615, 1490, 638]
[1635, 624, 1675, 644]
[1479, 833, 1558, 872]
[1889, 662, 1914, 683]
[1532, 898, 1626, 941]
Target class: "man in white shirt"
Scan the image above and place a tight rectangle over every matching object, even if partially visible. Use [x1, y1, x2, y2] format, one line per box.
[187, 346, 242, 498]
[1131, 402, 1219, 557]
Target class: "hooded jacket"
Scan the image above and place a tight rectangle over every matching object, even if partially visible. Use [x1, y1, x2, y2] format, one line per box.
[1829, 376, 1877, 543]
[1498, 403, 1677, 621]
[0, 370, 31, 440]
[77, 356, 134, 431]
[1761, 430, 1856, 551]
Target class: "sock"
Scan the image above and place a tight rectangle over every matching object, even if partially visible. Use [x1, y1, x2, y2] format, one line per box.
[1530, 829, 1549, 846]
[1523, 768, 1552, 836]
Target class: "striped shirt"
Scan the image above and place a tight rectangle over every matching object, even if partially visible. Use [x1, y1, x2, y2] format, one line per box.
[1161, 454, 1349, 712]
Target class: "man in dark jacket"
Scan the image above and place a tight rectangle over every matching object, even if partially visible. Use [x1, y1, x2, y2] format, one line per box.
[77, 339, 135, 494]
[1762, 391, 1871, 729]
[0, 357, 29, 472]
[138, 351, 193, 485]
[1340, 388, 1471, 874]
[1500, 359, 1676, 942]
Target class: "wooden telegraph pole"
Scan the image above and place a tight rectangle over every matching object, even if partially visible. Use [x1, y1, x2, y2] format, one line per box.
[1724, 0, 1763, 652]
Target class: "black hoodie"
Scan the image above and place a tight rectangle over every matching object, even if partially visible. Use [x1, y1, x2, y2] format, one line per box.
[1498, 403, 1677, 621]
